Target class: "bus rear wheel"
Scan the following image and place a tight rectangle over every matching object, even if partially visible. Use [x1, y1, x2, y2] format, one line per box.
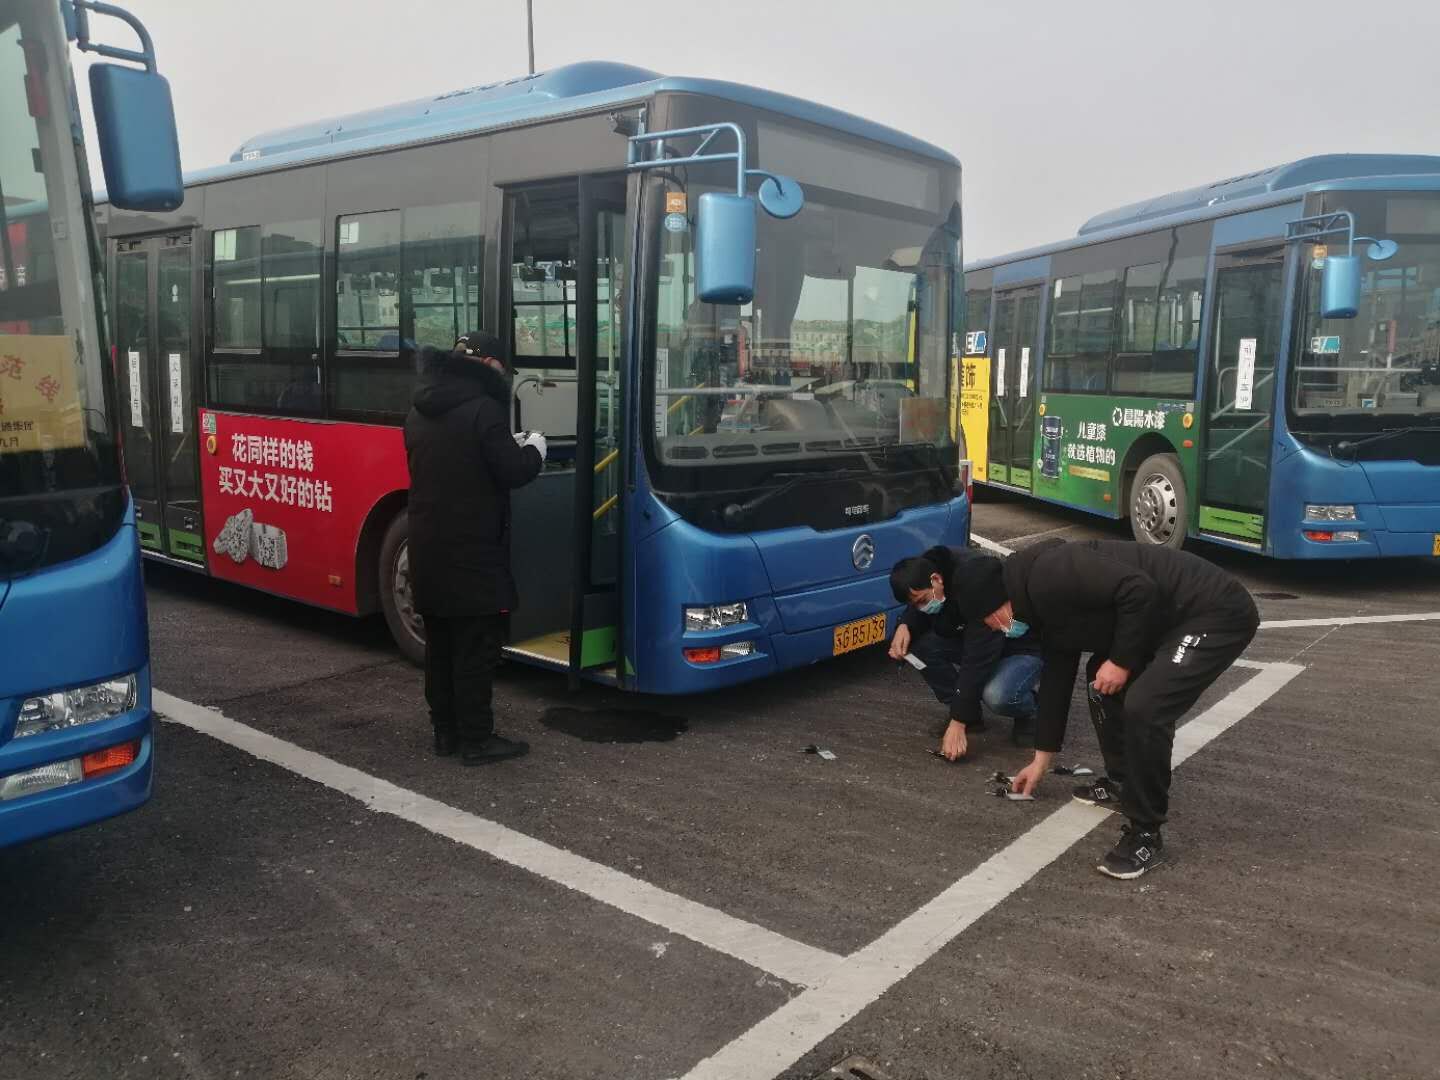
[1129, 453, 1186, 548]
[379, 512, 426, 666]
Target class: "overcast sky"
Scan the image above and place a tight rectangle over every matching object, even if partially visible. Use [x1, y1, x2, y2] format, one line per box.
[75, 0, 1440, 260]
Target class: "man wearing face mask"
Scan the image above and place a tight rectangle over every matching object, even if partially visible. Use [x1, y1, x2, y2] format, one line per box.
[984, 539, 1259, 879]
[889, 547, 1041, 760]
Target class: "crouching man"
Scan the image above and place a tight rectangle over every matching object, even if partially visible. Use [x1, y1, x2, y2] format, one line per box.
[889, 546, 1041, 760]
[985, 539, 1259, 879]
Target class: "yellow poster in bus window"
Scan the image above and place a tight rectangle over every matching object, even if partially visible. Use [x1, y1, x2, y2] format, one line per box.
[0, 334, 86, 454]
[959, 355, 991, 482]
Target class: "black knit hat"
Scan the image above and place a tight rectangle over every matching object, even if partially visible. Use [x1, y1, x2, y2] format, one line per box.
[952, 553, 1009, 621]
[454, 330, 505, 362]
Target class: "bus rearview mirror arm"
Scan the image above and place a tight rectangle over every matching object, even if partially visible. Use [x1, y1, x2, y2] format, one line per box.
[1284, 210, 1399, 320]
[626, 121, 804, 305]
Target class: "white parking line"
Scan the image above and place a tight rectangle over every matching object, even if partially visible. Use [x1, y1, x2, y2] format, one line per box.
[1258, 611, 1440, 629]
[970, 533, 1015, 555]
[152, 691, 843, 989]
[678, 661, 1305, 1080]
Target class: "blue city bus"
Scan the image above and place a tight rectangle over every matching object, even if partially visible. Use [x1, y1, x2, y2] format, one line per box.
[1, 0, 182, 847]
[100, 62, 971, 693]
[959, 155, 1440, 559]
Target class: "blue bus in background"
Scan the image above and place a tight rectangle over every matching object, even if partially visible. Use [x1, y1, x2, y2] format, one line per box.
[101, 61, 970, 694]
[1, 0, 182, 847]
[960, 155, 1440, 559]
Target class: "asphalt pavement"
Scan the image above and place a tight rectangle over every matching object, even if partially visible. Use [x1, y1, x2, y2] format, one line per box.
[3, 491, 1438, 1080]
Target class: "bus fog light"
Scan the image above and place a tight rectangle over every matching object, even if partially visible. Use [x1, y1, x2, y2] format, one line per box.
[16, 675, 138, 739]
[1304, 529, 1361, 543]
[720, 641, 756, 659]
[1304, 504, 1357, 521]
[0, 759, 83, 802]
[684, 602, 749, 632]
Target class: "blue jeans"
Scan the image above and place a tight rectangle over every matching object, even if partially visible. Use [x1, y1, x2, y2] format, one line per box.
[910, 633, 1041, 723]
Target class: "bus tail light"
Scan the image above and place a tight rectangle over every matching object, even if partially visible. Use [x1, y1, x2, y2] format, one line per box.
[81, 741, 140, 779]
[958, 459, 973, 501]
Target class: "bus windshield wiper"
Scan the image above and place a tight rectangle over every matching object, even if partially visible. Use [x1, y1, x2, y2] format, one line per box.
[1334, 424, 1440, 458]
[721, 468, 872, 528]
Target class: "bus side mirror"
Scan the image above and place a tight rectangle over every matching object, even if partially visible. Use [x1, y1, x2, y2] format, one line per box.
[695, 193, 756, 304]
[89, 63, 183, 211]
[1320, 255, 1360, 320]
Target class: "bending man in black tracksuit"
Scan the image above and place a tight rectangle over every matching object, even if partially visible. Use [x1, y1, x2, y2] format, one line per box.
[889, 546, 1041, 760]
[956, 539, 1259, 879]
[405, 331, 545, 766]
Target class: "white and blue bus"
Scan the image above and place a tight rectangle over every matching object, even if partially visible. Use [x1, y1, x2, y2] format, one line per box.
[1, 0, 181, 847]
[960, 155, 1440, 559]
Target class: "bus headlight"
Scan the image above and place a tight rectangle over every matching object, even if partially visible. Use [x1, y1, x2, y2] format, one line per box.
[684, 603, 749, 632]
[1304, 504, 1357, 521]
[15, 675, 138, 739]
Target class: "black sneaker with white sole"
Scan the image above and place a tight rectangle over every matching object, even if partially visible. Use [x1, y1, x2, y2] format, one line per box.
[1072, 775, 1123, 808]
[1097, 824, 1164, 879]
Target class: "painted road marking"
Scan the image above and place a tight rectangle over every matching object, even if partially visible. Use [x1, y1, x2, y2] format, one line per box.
[1258, 611, 1440, 629]
[678, 661, 1305, 1080]
[153, 690, 843, 989]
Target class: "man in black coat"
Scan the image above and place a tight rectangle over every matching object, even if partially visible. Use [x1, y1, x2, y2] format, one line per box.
[955, 539, 1258, 879]
[888, 546, 1041, 760]
[405, 331, 545, 765]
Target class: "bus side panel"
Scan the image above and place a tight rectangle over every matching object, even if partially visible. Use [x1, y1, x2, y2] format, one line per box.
[197, 409, 408, 612]
[1030, 393, 1195, 516]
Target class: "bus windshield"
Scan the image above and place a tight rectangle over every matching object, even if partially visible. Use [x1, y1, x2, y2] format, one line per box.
[0, 2, 123, 575]
[648, 158, 958, 478]
[1293, 191, 1440, 419]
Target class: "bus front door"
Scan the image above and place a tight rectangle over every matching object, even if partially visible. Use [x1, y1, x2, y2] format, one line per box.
[113, 231, 203, 563]
[986, 284, 1041, 489]
[503, 175, 628, 682]
[1199, 249, 1283, 546]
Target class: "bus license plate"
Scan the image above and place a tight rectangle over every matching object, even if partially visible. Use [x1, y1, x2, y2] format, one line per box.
[833, 613, 887, 656]
[1433, 533, 1440, 557]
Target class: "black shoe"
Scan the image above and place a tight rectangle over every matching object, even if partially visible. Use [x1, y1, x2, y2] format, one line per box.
[433, 729, 459, 757]
[461, 734, 530, 766]
[1072, 775, 1123, 808]
[1097, 824, 1164, 880]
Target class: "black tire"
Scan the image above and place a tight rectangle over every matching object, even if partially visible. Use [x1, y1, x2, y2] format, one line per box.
[378, 511, 426, 666]
[1128, 453, 1187, 549]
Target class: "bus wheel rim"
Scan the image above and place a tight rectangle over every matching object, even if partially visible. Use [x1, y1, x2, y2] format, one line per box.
[1135, 472, 1178, 544]
[393, 544, 424, 641]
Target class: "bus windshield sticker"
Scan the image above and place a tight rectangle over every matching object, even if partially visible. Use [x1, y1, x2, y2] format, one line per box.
[665, 192, 687, 214]
[128, 350, 143, 427]
[168, 353, 185, 434]
[1236, 338, 1257, 410]
[1019, 347, 1030, 397]
[996, 348, 1006, 396]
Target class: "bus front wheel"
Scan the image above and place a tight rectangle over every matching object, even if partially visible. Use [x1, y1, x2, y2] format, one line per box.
[1129, 453, 1186, 548]
[379, 512, 426, 666]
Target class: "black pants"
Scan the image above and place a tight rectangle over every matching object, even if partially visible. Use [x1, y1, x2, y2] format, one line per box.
[1087, 620, 1257, 829]
[423, 614, 506, 746]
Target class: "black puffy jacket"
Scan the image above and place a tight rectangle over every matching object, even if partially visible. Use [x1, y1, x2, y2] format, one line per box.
[403, 348, 543, 616]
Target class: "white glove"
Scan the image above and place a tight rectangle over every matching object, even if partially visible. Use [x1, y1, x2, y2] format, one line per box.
[512, 430, 528, 446]
[522, 431, 547, 462]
